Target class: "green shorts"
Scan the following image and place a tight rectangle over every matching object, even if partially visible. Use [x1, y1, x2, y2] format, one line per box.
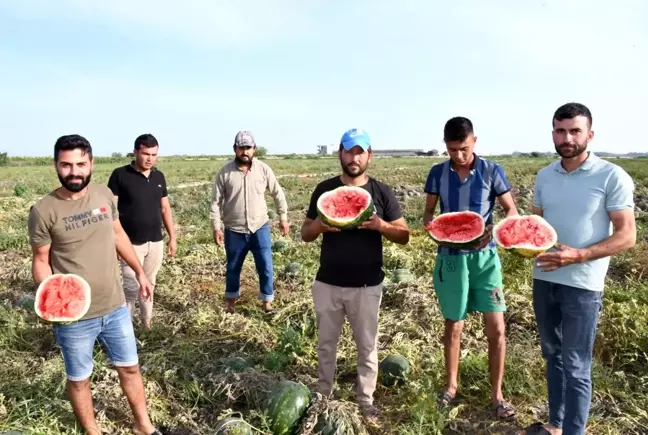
[432, 248, 506, 321]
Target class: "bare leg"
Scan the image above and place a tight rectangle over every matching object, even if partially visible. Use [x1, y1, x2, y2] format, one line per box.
[116, 365, 155, 435]
[66, 379, 102, 434]
[483, 312, 506, 403]
[443, 319, 464, 397]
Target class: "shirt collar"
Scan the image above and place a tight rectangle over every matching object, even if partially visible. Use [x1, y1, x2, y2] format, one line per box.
[128, 160, 156, 173]
[553, 151, 598, 174]
[448, 153, 480, 173]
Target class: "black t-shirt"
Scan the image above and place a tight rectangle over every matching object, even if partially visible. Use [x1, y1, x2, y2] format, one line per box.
[107, 163, 168, 244]
[306, 176, 403, 287]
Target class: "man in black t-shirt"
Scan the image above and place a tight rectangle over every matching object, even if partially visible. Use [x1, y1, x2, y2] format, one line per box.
[301, 128, 410, 425]
[108, 134, 177, 328]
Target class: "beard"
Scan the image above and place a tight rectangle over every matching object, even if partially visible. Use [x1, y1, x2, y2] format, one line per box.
[58, 172, 92, 192]
[341, 161, 367, 178]
[235, 155, 252, 166]
[555, 141, 587, 158]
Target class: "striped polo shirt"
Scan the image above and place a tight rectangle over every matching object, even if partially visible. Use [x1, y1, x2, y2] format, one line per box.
[424, 154, 512, 255]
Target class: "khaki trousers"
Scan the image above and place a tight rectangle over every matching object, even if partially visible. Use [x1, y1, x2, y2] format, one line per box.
[120, 240, 164, 323]
[311, 279, 383, 406]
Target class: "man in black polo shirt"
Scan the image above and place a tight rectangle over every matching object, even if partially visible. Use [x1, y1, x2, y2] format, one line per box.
[107, 134, 177, 328]
[300, 128, 410, 425]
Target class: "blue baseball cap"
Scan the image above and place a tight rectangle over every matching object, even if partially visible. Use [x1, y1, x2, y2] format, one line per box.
[340, 128, 371, 151]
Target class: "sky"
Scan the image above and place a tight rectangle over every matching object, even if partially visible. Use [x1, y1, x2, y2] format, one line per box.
[0, 0, 646, 157]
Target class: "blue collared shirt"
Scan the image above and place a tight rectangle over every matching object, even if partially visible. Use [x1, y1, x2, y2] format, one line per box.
[532, 152, 635, 292]
[424, 154, 512, 255]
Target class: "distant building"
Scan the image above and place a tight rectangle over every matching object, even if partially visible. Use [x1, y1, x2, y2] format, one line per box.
[372, 149, 424, 157]
[317, 145, 332, 155]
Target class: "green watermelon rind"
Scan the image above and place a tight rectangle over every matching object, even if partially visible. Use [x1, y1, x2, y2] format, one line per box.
[213, 416, 253, 434]
[265, 380, 311, 435]
[392, 268, 414, 284]
[379, 354, 411, 387]
[426, 211, 487, 250]
[316, 186, 375, 230]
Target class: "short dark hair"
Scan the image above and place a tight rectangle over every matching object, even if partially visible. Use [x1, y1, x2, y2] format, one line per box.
[553, 102, 592, 128]
[134, 133, 158, 150]
[54, 134, 93, 162]
[443, 116, 474, 143]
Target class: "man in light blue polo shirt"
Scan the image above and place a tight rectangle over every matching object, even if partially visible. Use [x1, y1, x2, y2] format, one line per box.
[525, 103, 636, 435]
[423, 116, 519, 420]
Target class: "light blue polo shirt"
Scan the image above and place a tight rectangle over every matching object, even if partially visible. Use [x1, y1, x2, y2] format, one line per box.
[532, 152, 635, 292]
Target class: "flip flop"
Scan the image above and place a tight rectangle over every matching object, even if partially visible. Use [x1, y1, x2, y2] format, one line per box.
[436, 390, 456, 409]
[493, 400, 516, 420]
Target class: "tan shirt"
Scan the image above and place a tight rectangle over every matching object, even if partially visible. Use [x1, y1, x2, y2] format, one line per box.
[27, 184, 125, 320]
[210, 159, 288, 233]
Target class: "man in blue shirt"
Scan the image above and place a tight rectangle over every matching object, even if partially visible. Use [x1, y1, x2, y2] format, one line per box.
[423, 116, 519, 420]
[525, 103, 636, 435]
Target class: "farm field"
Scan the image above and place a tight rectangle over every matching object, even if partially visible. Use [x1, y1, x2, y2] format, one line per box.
[1, 155, 647, 435]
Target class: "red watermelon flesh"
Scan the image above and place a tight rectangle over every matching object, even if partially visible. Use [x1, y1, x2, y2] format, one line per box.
[320, 189, 370, 218]
[426, 211, 485, 243]
[316, 186, 374, 229]
[35, 274, 91, 322]
[494, 215, 556, 247]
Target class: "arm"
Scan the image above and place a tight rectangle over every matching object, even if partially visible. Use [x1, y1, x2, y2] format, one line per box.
[113, 219, 146, 275]
[423, 193, 438, 227]
[422, 166, 440, 227]
[375, 216, 410, 245]
[579, 209, 636, 261]
[209, 171, 225, 232]
[159, 176, 177, 254]
[497, 192, 518, 217]
[32, 244, 52, 288]
[358, 184, 410, 244]
[27, 206, 53, 288]
[161, 197, 177, 255]
[265, 166, 289, 223]
[493, 164, 518, 217]
[301, 185, 340, 242]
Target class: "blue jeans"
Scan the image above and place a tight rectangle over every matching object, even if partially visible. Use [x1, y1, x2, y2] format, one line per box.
[224, 223, 274, 302]
[532, 279, 603, 435]
[53, 304, 139, 381]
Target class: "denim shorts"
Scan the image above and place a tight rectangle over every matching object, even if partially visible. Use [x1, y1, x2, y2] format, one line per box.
[53, 304, 139, 381]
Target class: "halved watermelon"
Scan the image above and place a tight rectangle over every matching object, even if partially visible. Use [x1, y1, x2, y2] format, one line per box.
[317, 186, 375, 229]
[34, 274, 91, 322]
[493, 214, 558, 258]
[425, 211, 486, 249]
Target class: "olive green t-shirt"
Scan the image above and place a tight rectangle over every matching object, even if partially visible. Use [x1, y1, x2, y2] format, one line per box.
[27, 183, 125, 320]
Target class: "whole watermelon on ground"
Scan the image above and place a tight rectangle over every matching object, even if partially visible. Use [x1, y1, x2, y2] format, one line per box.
[264, 380, 311, 435]
[317, 186, 375, 229]
[379, 354, 411, 387]
[425, 211, 487, 249]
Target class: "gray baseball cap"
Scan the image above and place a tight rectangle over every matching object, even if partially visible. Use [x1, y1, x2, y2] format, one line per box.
[234, 130, 256, 147]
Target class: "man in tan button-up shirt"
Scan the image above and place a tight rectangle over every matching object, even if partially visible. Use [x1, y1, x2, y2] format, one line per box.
[210, 131, 289, 313]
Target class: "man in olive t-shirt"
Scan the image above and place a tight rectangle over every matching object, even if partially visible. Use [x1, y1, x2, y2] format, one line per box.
[27, 134, 165, 435]
[29, 183, 125, 319]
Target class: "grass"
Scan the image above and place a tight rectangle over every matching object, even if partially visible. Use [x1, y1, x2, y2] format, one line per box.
[1, 155, 647, 434]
